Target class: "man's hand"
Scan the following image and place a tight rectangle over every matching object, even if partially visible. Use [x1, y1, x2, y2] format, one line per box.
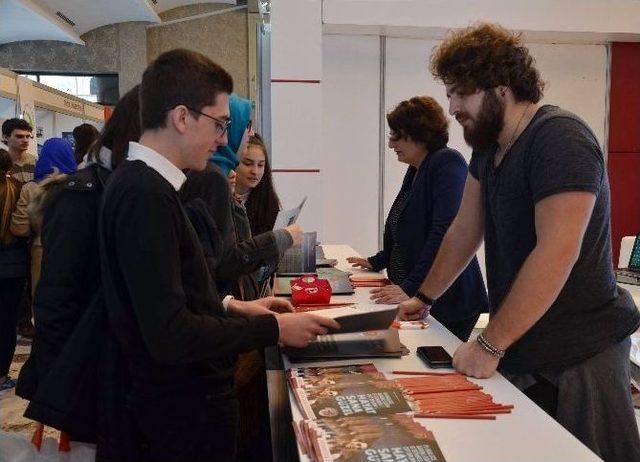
[228, 297, 294, 318]
[369, 284, 409, 304]
[285, 223, 303, 246]
[254, 296, 294, 313]
[276, 313, 341, 348]
[397, 297, 429, 321]
[346, 257, 372, 270]
[452, 341, 500, 378]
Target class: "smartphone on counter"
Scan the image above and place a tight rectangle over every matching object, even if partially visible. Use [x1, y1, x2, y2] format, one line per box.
[416, 346, 453, 369]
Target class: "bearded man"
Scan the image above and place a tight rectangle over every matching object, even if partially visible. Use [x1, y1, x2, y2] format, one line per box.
[398, 23, 640, 462]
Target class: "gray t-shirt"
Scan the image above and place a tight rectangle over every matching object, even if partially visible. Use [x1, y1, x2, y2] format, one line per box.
[469, 105, 640, 373]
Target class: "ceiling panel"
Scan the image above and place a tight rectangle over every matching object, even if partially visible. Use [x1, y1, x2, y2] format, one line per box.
[34, 0, 160, 35]
[0, 0, 82, 44]
[153, 0, 236, 14]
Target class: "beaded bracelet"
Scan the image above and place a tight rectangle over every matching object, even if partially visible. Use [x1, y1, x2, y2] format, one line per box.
[477, 333, 506, 359]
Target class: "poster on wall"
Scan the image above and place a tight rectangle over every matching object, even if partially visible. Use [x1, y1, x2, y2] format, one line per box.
[15, 76, 37, 156]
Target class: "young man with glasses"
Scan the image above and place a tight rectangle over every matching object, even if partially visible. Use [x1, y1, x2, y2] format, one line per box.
[99, 49, 338, 461]
[2, 118, 35, 185]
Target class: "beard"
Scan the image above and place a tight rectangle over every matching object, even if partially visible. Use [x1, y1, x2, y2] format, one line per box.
[460, 90, 505, 152]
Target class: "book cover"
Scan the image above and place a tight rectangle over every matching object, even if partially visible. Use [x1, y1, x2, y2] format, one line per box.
[297, 415, 447, 462]
[296, 379, 415, 420]
[285, 329, 407, 362]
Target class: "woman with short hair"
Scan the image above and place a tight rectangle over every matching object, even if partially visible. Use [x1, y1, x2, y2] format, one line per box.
[348, 96, 488, 341]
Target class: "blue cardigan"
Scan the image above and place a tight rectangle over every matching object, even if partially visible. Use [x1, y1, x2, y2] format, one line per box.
[368, 146, 488, 323]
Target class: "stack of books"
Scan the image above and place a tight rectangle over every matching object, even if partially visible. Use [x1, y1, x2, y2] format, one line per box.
[284, 329, 408, 363]
[288, 364, 447, 461]
[294, 415, 446, 462]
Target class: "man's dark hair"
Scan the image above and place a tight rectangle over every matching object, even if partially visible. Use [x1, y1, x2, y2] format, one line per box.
[89, 85, 142, 170]
[140, 48, 234, 130]
[2, 118, 33, 138]
[430, 23, 544, 103]
[386, 96, 449, 152]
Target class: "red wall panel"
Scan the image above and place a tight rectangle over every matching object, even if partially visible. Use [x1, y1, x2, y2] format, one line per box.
[608, 43, 640, 265]
[609, 43, 640, 153]
[608, 153, 640, 266]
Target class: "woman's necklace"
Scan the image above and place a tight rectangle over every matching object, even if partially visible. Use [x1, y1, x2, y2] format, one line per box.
[495, 102, 532, 165]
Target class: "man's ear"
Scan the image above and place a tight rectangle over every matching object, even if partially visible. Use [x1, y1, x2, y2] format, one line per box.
[168, 105, 190, 135]
[497, 86, 507, 98]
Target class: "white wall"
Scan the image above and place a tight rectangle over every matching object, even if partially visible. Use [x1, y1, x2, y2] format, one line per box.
[272, 2, 611, 269]
[270, 0, 324, 237]
[53, 112, 84, 138]
[321, 35, 608, 280]
[35, 108, 54, 147]
[321, 34, 380, 256]
[322, 0, 640, 42]
[382, 38, 609, 218]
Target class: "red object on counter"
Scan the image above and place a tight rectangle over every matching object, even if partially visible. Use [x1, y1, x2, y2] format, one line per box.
[290, 275, 332, 307]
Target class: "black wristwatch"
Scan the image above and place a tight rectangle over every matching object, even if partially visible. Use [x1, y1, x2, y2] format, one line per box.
[415, 291, 436, 306]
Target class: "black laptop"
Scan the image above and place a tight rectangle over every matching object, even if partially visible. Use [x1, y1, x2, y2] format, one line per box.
[616, 235, 640, 286]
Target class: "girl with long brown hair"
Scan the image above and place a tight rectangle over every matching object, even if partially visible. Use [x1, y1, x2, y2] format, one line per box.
[235, 133, 281, 236]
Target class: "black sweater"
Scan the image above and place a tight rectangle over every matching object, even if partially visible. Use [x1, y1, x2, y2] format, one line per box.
[99, 160, 279, 395]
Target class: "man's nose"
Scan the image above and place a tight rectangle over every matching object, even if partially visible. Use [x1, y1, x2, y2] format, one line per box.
[448, 99, 459, 117]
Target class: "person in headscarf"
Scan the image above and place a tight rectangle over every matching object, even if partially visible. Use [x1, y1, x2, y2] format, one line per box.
[181, 93, 301, 462]
[10, 137, 76, 293]
[211, 93, 253, 174]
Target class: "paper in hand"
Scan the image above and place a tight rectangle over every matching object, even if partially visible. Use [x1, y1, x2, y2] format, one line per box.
[274, 196, 307, 229]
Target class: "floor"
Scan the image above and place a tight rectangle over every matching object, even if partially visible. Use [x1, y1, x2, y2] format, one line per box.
[0, 336, 58, 441]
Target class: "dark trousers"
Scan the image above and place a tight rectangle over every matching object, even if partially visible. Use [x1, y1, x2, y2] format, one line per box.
[133, 390, 240, 462]
[438, 313, 481, 342]
[0, 277, 26, 376]
[513, 338, 640, 462]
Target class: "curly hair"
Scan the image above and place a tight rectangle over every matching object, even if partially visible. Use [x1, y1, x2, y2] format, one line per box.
[386, 96, 449, 152]
[430, 23, 544, 103]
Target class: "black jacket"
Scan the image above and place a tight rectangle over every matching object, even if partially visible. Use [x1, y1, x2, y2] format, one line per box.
[14, 164, 141, 461]
[180, 163, 280, 295]
[18, 164, 109, 399]
[368, 147, 488, 323]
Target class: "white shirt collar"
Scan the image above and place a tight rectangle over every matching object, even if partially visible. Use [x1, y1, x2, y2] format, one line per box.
[127, 142, 186, 191]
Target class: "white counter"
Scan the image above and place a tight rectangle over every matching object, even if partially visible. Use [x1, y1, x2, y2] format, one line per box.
[270, 244, 601, 462]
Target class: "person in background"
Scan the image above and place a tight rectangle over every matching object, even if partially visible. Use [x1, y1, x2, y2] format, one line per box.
[398, 23, 640, 462]
[186, 93, 301, 301]
[347, 96, 488, 341]
[236, 133, 281, 236]
[16, 86, 144, 455]
[10, 138, 77, 295]
[0, 148, 26, 391]
[72, 123, 99, 165]
[2, 118, 36, 338]
[16, 85, 141, 403]
[2, 118, 35, 185]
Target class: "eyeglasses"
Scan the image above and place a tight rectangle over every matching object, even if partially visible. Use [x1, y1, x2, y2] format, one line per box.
[388, 131, 402, 142]
[185, 106, 231, 136]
